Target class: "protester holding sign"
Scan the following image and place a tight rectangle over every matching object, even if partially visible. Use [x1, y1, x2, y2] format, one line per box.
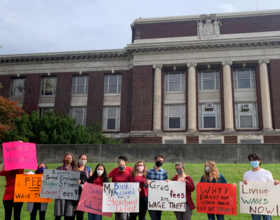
[145, 154, 168, 220]
[171, 161, 195, 220]
[87, 164, 110, 220]
[108, 155, 132, 178]
[242, 153, 280, 220]
[130, 160, 148, 220]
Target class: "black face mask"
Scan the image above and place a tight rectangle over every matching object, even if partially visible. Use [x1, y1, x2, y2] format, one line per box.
[155, 161, 163, 167]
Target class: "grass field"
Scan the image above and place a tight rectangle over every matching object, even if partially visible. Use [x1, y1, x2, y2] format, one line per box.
[1, 163, 280, 220]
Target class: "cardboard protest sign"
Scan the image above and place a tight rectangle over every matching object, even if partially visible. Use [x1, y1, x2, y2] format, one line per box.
[2, 141, 37, 171]
[40, 169, 80, 200]
[77, 182, 112, 217]
[240, 182, 280, 216]
[14, 174, 51, 203]
[102, 182, 139, 213]
[148, 180, 186, 212]
[196, 183, 237, 216]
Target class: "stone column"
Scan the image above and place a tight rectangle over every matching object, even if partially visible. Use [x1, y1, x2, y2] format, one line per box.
[187, 62, 197, 132]
[222, 61, 235, 131]
[259, 59, 273, 131]
[153, 64, 162, 131]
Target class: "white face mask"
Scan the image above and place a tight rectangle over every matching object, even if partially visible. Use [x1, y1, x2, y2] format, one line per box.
[97, 170, 104, 176]
[137, 166, 144, 172]
[205, 167, 210, 172]
[79, 160, 87, 166]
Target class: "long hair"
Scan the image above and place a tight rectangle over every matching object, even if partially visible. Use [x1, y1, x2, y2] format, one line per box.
[35, 163, 48, 174]
[131, 160, 147, 178]
[89, 164, 109, 183]
[203, 160, 220, 182]
[63, 152, 77, 170]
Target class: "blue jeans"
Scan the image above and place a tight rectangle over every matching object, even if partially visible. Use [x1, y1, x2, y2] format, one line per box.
[207, 214, 224, 220]
[88, 213, 102, 220]
[251, 214, 272, 220]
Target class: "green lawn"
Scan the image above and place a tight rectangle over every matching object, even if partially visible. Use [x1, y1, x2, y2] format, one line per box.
[1, 163, 280, 220]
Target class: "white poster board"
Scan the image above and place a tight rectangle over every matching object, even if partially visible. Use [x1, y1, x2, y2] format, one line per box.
[40, 169, 80, 200]
[148, 180, 186, 212]
[102, 182, 139, 213]
[240, 182, 280, 216]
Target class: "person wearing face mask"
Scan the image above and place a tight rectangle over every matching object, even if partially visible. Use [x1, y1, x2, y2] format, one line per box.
[87, 164, 109, 220]
[27, 163, 48, 220]
[171, 162, 195, 220]
[243, 153, 280, 220]
[108, 155, 132, 178]
[130, 160, 148, 220]
[144, 154, 168, 220]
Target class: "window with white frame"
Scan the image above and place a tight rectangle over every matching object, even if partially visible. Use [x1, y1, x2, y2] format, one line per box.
[233, 69, 255, 89]
[72, 76, 88, 95]
[201, 140, 222, 144]
[199, 104, 221, 129]
[164, 72, 185, 92]
[235, 103, 258, 128]
[104, 75, 122, 94]
[38, 108, 54, 118]
[164, 105, 185, 129]
[198, 71, 220, 90]
[71, 107, 87, 126]
[240, 140, 261, 144]
[10, 78, 26, 97]
[41, 77, 57, 96]
[103, 107, 120, 130]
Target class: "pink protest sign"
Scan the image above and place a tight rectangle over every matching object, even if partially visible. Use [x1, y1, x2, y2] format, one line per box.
[77, 182, 112, 217]
[2, 141, 37, 171]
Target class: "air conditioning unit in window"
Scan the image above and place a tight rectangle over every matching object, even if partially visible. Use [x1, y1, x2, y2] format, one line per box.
[242, 104, 250, 111]
[205, 103, 214, 110]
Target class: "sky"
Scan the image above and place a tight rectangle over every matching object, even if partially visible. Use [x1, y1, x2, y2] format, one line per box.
[0, 0, 280, 55]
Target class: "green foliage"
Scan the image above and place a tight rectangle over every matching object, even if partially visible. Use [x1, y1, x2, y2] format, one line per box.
[2, 111, 122, 144]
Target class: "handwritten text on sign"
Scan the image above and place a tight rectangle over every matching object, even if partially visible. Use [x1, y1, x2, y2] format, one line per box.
[2, 141, 37, 171]
[77, 182, 112, 217]
[14, 174, 51, 203]
[148, 181, 186, 212]
[40, 169, 80, 200]
[240, 182, 280, 216]
[196, 183, 237, 216]
[102, 182, 139, 213]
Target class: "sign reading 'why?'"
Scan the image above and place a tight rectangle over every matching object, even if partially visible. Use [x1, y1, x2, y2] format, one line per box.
[40, 169, 80, 200]
[2, 141, 37, 171]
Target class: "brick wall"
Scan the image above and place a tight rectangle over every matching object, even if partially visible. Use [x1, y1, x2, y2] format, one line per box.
[187, 136, 199, 143]
[131, 65, 154, 131]
[224, 136, 238, 143]
[264, 136, 280, 143]
[23, 74, 41, 114]
[130, 137, 162, 143]
[0, 75, 12, 97]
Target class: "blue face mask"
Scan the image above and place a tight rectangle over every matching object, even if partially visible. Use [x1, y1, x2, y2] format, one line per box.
[176, 169, 183, 175]
[119, 166, 125, 171]
[38, 167, 45, 173]
[250, 161, 259, 168]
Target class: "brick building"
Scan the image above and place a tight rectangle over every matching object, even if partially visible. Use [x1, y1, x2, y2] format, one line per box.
[1, 9, 280, 144]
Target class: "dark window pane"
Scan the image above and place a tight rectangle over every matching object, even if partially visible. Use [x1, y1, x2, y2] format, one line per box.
[238, 79, 251, 88]
[109, 84, 117, 93]
[76, 85, 85, 94]
[201, 140, 222, 144]
[165, 140, 184, 144]
[107, 119, 116, 129]
[169, 74, 180, 82]
[240, 116, 253, 127]
[204, 117, 216, 128]
[240, 140, 261, 144]
[203, 81, 215, 89]
[237, 71, 250, 79]
[169, 117, 180, 128]
[109, 76, 118, 83]
[77, 77, 85, 85]
[169, 82, 180, 91]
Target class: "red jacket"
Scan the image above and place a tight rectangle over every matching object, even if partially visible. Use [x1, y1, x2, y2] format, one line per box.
[171, 174, 196, 210]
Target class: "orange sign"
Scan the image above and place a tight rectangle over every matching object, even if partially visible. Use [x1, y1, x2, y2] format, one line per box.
[14, 174, 51, 203]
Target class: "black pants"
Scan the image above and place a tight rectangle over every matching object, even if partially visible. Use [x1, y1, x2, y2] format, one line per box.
[3, 200, 23, 220]
[130, 197, 148, 220]
[55, 217, 75, 220]
[148, 210, 162, 220]
[75, 211, 84, 220]
[30, 203, 46, 220]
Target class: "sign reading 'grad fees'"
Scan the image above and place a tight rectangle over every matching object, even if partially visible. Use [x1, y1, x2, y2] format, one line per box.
[148, 181, 186, 212]
[240, 182, 280, 216]
[40, 169, 80, 200]
[196, 183, 237, 216]
[102, 182, 139, 213]
[2, 141, 37, 171]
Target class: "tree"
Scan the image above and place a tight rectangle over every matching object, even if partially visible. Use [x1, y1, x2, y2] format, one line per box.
[3, 111, 122, 144]
[0, 95, 25, 141]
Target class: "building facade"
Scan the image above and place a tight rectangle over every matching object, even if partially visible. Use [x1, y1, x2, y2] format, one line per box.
[1, 10, 280, 144]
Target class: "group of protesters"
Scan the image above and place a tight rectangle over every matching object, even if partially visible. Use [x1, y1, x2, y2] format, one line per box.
[1, 152, 279, 220]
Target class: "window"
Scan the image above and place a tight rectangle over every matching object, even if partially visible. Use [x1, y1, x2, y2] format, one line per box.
[104, 75, 122, 94]
[10, 78, 26, 97]
[233, 69, 255, 89]
[71, 107, 87, 126]
[165, 140, 184, 144]
[164, 105, 185, 129]
[164, 72, 185, 92]
[201, 140, 222, 144]
[240, 140, 261, 144]
[72, 76, 88, 95]
[198, 71, 219, 90]
[38, 108, 53, 118]
[235, 103, 258, 128]
[103, 107, 120, 130]
[41, 77, 57, 96]
[199, 104, 221, 129]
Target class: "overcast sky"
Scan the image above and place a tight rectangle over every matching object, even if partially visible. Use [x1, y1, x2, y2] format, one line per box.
[0, 0, 279, 55]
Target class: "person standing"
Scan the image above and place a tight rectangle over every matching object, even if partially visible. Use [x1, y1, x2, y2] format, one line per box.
[108, 156, 132, 178]
[144, 154, 168, 220]
[171, 162, 195, 220]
